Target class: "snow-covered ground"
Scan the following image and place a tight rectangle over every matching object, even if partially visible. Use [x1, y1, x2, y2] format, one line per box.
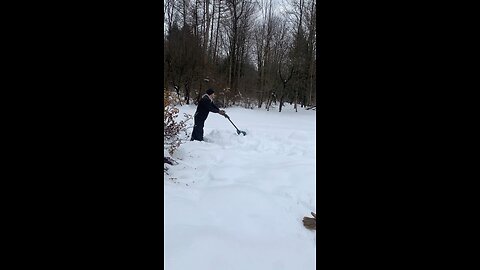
[164, 103, 316, 270]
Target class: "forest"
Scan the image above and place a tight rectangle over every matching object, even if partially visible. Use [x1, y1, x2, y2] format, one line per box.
[164, 0, 316, 112]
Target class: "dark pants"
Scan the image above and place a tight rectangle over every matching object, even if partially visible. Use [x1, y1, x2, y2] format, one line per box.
[190, 119, 205, 141]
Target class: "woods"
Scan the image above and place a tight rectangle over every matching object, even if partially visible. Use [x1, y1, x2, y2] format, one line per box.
[164, 0, 316, 111]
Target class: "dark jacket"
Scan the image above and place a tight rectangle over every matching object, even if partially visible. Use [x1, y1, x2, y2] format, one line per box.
[194, 94, 220, 122]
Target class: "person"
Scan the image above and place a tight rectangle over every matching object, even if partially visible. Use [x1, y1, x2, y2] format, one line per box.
[190, 88, 227, 141]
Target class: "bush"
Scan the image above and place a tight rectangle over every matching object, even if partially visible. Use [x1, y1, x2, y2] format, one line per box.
[164, 89, 192, 155]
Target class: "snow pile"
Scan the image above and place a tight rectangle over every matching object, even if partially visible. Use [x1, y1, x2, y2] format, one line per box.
[165, 103, 316, 270]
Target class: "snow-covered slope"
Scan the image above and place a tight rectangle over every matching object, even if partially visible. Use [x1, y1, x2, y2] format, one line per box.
[165, 103, 316, 270]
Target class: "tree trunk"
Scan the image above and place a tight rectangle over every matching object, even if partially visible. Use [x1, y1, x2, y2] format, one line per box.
[236, 40, 244, 94]
[164, 59, 169, 90]
[184, 79, 191, 105]
[194, 0, 199, 37]
[213, 1, 221, 63]
[293, 90, 298, 112]
[204, 0, 210, 64]
[278, 63, 293, 112]
[183, 0, 187, 28]
[279, 94, 284, 112]
[208, 0, 215, 59]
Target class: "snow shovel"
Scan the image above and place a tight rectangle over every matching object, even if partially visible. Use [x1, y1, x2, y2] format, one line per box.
[224, 114, 246, 136]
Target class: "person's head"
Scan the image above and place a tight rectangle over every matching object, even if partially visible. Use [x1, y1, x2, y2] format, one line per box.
[206, 88, 215, 99]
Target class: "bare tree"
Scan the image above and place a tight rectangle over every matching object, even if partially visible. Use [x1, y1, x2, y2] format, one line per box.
[278, 60, 294, 112]
[306, 0, 316, 107]
[253, 0, 276, 109]
[164, 0, 316, 110]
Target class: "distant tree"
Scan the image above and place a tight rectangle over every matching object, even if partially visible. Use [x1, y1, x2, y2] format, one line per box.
[163, 0, 316, 111]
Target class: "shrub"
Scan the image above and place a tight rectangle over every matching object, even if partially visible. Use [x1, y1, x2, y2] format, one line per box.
[164, 89, 192, 155]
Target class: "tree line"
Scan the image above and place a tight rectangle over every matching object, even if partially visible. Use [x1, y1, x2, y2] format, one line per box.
[164, 0, 316, 112]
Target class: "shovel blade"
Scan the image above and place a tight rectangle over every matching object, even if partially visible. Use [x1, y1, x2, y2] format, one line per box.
[237, 130, 246, 136]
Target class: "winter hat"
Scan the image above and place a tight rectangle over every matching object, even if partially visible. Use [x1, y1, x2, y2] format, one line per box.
[206, 88, 215, 95]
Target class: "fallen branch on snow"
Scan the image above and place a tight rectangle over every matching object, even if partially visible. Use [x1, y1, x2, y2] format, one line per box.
[303, 212, 316, 230]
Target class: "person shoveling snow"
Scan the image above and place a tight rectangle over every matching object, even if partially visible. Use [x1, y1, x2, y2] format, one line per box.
[190, 88, 227, 141]
[190, 88, 246, 141]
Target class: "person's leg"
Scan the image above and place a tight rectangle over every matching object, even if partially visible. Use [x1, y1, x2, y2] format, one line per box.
[191, 119, 205, 141]
[198, 122, 204, 141]
[191, 125, 199, 141]
[190, 127, 196, 141]
[191, 118, 198, 141]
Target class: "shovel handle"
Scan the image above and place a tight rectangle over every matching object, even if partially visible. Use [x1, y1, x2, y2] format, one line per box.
[227, 117, 239, 130]
[225, 114, 246, 135]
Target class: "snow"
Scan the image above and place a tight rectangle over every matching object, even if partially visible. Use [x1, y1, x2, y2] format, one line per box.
[164, 103, 316, 270]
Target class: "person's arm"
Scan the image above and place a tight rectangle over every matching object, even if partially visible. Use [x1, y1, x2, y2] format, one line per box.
[209, 102, 220, 113]
[198, 97, 217, 112]
[202, 96, 226, 115]
[208, 100, 226, 115]
[212, 103, 227, 116]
